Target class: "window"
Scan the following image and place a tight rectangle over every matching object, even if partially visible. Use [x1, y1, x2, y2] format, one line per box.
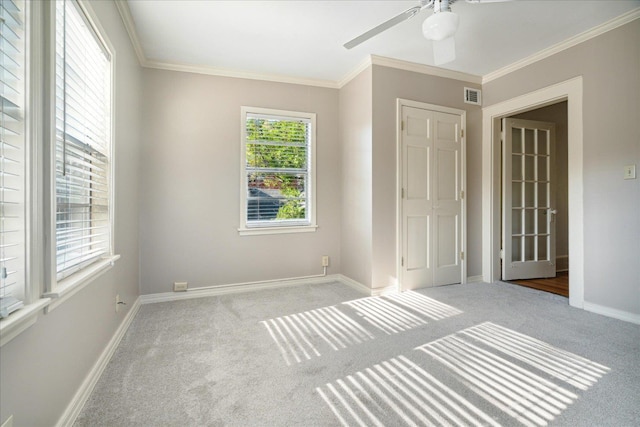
[239, 107, 316, 235]
[0, 0, 26, 318]
[52, 0, 113, 284]
[1, 0, 117, 344]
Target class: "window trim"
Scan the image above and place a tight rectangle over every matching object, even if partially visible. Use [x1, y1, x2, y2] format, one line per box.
[0, 0, 49, 345]
[1, 0, 29, 308]
[44, 254, 119, 312]
[0, 297, 50, 346]
[238, 106, 317, 236]
[43, 0, 118, 306]
[0, 0, 121, 345]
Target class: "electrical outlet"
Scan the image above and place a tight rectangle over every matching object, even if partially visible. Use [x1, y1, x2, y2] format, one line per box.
[174, 281, 188, 292]
[322, 256, 330, 267]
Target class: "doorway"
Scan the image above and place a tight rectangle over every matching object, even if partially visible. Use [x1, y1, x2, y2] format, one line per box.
[397, 99, 466, 291]
[482, 77, 584, 308]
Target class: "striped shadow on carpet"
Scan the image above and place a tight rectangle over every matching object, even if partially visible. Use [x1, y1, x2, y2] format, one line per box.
[261, 291, 462, 365]
[317, 355, 500, 427]
[319, 322, 610, 427]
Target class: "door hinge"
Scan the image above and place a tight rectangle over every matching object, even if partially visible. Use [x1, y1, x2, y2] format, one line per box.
[500, 249, 504, 259]
[401, 257, 404, 267]
[401, 188, 405, 199]
[460, 190, 464, 199]
[460, 251, 464, 260]
[401, 120, 405, 131]
[461, 129, 464, 138]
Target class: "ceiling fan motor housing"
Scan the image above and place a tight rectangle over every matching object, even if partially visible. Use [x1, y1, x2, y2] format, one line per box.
[422, 9, 459, 41]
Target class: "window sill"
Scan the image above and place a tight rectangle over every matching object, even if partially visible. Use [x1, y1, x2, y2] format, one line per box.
[43, 254, 121, 312]
[238, 225, 318, 236]
[0, 298, 51, 347]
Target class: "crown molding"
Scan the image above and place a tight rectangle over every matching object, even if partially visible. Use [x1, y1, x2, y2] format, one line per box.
[337, 57, 373, 88]
[336, 55, 483, 88]
[483, 8, 640, 84]
[370, 55, 483, 85]
[143, 59, 340, 89]
[114, 0, 147, 66]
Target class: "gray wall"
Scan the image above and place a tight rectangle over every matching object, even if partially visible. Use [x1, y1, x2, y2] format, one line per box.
[3, 13, 637, 427]
[339, 68, 374, 287]
[139, 70, 341, 294]
[513, 102, 569, 267]
[0, 1, 142, 425]
[371, 65, 483, 290]
[338, 65, 483, 290]
[484, 20, 640, 314]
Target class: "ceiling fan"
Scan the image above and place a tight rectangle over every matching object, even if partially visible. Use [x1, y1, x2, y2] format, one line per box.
[344, 0, 512, 65]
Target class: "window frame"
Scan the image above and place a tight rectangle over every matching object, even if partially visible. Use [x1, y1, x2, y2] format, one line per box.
[42, 0, 118, 310]
[0, 0, 28, 310]
[239, 106, 317, 236]
[0, 0, 51, 346]
[0, 0, 120, 345]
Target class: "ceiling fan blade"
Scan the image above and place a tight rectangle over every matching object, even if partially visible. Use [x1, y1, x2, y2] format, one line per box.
[344, 5, 423, 49]
[432, 36, 456, 65]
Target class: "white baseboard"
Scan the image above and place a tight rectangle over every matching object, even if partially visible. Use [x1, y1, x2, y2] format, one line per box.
[583, 301, 640, 325]
[56, 296, 141, 427]
[140, 273, 494, 305]
[339, 274, 487, 294]
[335, 274, 372, 295]
[371, 284, 399, 296]
[140, 274, 343, 304]
[336, 275, 401, 296]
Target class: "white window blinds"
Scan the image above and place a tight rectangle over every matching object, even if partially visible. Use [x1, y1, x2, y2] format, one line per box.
[55, 0, 111, 280]
[244, 111, 312, 227]
[0, 0, 25, 316]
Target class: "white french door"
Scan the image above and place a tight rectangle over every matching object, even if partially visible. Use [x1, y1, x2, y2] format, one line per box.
[502, 118, 556, 281]
[401, 104, 463, 290]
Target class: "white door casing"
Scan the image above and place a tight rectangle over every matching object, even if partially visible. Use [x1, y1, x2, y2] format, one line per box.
[502, 118, 557, 281]
[399, 101, 464, 290]
[482, 77, 584, 308]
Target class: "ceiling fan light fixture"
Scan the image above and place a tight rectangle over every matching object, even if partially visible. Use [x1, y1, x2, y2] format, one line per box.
[422, 10, 459, 41]
[433, 37, 456, 65]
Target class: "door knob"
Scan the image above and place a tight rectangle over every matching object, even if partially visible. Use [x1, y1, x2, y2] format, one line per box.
[549, 209, 558, 215]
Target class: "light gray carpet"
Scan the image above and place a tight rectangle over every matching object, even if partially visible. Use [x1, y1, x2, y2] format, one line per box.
[75, 281, 640, 426]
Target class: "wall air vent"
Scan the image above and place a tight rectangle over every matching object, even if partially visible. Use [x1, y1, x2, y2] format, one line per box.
[464, 87, 482, 106]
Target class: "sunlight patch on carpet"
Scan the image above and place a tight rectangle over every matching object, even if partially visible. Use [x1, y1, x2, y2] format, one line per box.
[317, 355, 499, 427]
[343, 291, 463, 335]
[459, 322, 610, 390]
[261, 306, 374, 365]
[262, 291, 462, 365]
[416, 323, 610, 426]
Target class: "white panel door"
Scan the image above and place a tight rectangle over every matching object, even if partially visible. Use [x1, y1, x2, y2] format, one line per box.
[402, 106, 462, 290]
[433, 112, 462, 286]
[502, 118, 556, 281]
[402, 106, 433, 289]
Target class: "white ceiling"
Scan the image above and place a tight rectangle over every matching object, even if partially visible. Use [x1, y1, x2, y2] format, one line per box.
[125, 0, 640, 84]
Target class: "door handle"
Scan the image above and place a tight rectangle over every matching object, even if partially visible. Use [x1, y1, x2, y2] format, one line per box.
[549, 209, 558, 215]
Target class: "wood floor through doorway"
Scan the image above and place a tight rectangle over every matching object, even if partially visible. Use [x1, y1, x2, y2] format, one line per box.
[510, 272, 569, 297]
